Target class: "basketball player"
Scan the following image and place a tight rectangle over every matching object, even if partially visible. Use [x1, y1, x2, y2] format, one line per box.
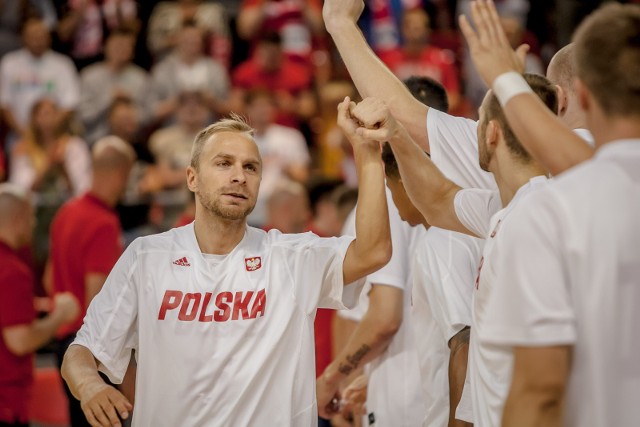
[459, 1, 640, 426]
[347, 72, 556, 426]
[61, 110, 391, 427]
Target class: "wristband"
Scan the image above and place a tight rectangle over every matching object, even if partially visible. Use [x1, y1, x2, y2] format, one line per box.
[492, 72, 533, 107]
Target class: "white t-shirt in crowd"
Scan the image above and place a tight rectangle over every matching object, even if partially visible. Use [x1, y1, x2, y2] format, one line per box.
[455, 176, 550, 427]
[411, 226, 484, 426]
[0, 49, 80, 127]
[339, 191, 426, 426]
[481, 140, 640, 427]
[73, 223, 364, 427]
[426, 108, 498, 191]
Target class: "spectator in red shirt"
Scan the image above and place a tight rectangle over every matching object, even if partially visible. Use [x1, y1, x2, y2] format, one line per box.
[0, 184, 79, 427]
[49, 136, 135, 427]
[231, 32, 317, 130]
[377, 8, 461, 112]
[236, 0, 324, 66]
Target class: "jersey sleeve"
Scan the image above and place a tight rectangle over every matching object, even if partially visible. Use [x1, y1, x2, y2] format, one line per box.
[426, 108, 497, 191]
[453, 188, 502, 238]
[0, 267, 35, 328]
[275, 232, 366, 315]
[418, 230, 482, 341]
[72, 241, 139, 384]
[479, 189, 577, 347]
[84, 222, 123, 276]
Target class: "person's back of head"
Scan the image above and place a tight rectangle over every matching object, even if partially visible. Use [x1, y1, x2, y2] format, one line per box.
[92, 136, 137, 203]
[573, 4, 640, 120]
[266, 179, 310, 233]
[484, 73, 558, 165]
[403, 76, 449, 112]
[0, 184, 33, 248]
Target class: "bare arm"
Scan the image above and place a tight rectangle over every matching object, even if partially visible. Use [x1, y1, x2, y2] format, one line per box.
[323, 0, 429, 151]
[1, 107, 25, 136]
[62, 344, 133, 427]
[317, 284, 403, 418]
[448, 327, 472, 427]
[458, 0, 594, 174]
[503, 345, 571, 427]
[85, 273, 107, 309]
[2, 293, 79, 356]
[340, 98, 392, 285]
[352, 98, 476, 237]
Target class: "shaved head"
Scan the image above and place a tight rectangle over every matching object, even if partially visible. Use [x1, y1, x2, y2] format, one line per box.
[547, 43, 576, 93]
[0, 184, 30, 226]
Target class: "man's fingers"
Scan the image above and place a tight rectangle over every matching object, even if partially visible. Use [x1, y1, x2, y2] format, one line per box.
[458, 14, 478, 49]
[486, 0, 510, 47]
[515, 44, 530, 71]
[470, 1, 490, 46]
[476, 0, 499, 42]
[100, 400, 122, 427]
[356, 127, 388, 142]
[112, 397, 132, 419]
[89, 404, 113, 427]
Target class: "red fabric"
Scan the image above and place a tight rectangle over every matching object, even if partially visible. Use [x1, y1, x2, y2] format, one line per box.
[232, 58, 312, 128]
[50, 193, 123, 338]
[378, 46, 460, 95]
[305, 226, 335, 377]
[174, 214, 195, 228]
[0, 241, 36, 423]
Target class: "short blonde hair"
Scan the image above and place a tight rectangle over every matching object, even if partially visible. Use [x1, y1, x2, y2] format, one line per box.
[190, 114, 255, 170]
[92, 136, 137, 170]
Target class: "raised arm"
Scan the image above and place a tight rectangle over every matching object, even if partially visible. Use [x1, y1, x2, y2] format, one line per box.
[352, 97, 477, 237]
[459, 0, 593, 174]
[323, 0, 430, 151]
[340, 97, 392, 285]
[62, 344, 133, 427]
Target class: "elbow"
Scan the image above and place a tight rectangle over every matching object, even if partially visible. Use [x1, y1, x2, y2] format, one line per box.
[371, 240, 392, 272]
[373, 314, 402, 344]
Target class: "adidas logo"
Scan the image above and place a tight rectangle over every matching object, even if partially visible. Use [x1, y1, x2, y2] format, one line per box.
[173, 257, 191, 267]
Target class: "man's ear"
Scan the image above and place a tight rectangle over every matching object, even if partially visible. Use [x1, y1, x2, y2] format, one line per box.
[186, 166, 198, 193]
[555, 84, 568, 116]
[486, 120, 500, 149]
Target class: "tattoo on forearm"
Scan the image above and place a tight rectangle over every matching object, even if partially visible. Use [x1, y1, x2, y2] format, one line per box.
[338, 344, 371, 376]
[449, 327, 471, 353]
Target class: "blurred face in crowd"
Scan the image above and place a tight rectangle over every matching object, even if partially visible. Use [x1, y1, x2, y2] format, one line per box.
[23, 19, 51, 57]
[105, 33, 135, 68]
[246, 94, 277, 129]
[177, 93, 210, 130]
[402, 9, 430, 45]
[109, 103, 140, 141]
[178, 26, 204, 60]
[256, 41, 283, 72]
[32, 98, 60, 133]
[188, 132, 262, 221]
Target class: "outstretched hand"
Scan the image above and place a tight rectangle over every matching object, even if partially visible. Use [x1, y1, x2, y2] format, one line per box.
[459, 0, 528, 87]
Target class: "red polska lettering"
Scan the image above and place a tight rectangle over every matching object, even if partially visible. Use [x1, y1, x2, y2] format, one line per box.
[158, 289, 267, 322]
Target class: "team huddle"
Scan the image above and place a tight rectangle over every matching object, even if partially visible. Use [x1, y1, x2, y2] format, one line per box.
[51, 0, 640, 426]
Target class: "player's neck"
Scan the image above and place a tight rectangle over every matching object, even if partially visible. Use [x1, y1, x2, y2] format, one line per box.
[591, 114, 640, 149]
[193, 213, 247, 255]
[493, 158, 547, 208]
